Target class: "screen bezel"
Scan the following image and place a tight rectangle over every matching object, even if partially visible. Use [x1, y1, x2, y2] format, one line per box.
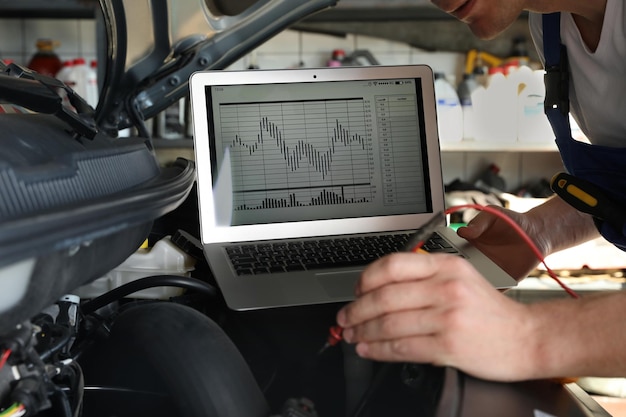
[190, 65, 444, 244]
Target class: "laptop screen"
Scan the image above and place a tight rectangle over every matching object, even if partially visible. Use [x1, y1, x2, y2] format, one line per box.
[204, 77, 431, 226]
[190, 66, 444, 243]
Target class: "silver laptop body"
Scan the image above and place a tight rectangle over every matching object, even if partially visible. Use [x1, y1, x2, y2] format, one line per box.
[189, 65, 516, 310]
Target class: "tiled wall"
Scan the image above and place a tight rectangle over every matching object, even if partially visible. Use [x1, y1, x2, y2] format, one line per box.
[228, 29, 465, 84]
[0, 18, 97, 65]
[0, 17, 562, 193]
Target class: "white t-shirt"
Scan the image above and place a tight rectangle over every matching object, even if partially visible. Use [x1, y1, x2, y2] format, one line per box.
[529, 0, 626, 147]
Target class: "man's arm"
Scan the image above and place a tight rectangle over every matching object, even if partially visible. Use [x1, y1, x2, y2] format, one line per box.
[337, 252, 626, 381]
[528, 290, 626, 378]
[457, 196, 600, 280]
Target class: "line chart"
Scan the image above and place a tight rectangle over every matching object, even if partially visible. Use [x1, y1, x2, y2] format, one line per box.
[220, 98, 375, 210]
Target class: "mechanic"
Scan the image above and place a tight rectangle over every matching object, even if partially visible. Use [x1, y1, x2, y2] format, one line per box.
[336, 0, 626, 382]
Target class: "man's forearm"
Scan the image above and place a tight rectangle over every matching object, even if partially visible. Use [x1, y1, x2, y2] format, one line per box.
[528, 291, 626, 378]
[527, 196, 600, 256]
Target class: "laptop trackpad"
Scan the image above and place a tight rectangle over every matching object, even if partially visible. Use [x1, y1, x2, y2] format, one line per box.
[315, 271, 361, 299]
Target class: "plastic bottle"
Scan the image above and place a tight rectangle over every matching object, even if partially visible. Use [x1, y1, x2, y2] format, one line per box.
[56, 60, 75, 109]
[473, 66, 517, 142]
[67, 58, 86, 98]
[516, 68, 555, 143]
[56, 60, 74, 85]
[68, 58, 99, 108]
[27, 39, 62, 77]
[434, 72, 463, 143]
[87, 60, 99, 108]
[456, 73, 481, 141]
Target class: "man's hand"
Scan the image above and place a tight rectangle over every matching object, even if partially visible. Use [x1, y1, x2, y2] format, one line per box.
[456, 205, 543, 281]
[336, 252, 537, 382]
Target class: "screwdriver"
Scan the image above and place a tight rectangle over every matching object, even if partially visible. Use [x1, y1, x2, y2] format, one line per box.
[550, 172, 625, 232]
[318, 212, 445, 354]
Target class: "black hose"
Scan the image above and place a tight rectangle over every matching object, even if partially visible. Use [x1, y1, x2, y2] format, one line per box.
[80, 275, 219, 315]
[90, 302, 270, 417]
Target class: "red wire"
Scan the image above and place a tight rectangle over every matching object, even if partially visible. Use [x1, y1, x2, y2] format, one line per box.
[444, 204, 579, 299]
[0, 349, 11, 370]
[324, 203, 580, 349]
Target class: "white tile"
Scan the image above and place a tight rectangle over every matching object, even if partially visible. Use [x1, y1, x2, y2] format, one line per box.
[77, 20, 97, 56]
[24, 19, 80, 56]
[369, 52, 411, 66]
[355, 34, 410, 54]
[0, 19, 24, 55]
[299, 52, 333, 68]
[300, 31, 355, 54]
[410, 50, 464, 86]
[256, 52, 304, 70]
[255, 29, 301, 54]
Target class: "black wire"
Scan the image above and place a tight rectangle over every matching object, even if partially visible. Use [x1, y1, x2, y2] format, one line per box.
[51, 385, 73, 417]
[39, 325, 71, 362]
[126, 95, 151, 139]
[80, 275, 219, 315]
[66, 361, 84, 417]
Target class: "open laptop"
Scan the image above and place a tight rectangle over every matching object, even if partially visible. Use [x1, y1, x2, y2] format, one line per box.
[189, 65, 517, 310]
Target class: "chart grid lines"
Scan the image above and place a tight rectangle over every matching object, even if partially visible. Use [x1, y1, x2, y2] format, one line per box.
[221, 98, 375, 210]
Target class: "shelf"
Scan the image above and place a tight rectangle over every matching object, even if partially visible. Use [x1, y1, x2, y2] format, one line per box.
[0, 0, 98, 19]
[440, 140, 557, 152]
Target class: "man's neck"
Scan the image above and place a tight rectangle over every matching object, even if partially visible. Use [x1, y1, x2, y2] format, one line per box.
[526, 0, 607, 51]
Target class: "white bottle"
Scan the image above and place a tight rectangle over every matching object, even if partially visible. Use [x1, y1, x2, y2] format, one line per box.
[515, 68, 555, 143]
[87, 60, 99, 109]
[457, 73, 480, 141]
[434, 72, 463, 143]
[56, 60, 75, 109]
[69, 58, 87, 98]
[69, 58, 99, 109]
[473, 67, 517, 143]
[56, 60, 74, 86]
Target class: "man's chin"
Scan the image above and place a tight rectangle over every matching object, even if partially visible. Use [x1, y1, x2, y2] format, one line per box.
[468, 23, 508, 40]
[467, 12, 521, 40]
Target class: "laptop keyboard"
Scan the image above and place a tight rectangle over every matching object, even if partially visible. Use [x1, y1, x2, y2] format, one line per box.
[226, 232, 459, 276]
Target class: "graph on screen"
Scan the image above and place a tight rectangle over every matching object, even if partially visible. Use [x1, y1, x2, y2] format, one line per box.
[220, 98, 375, 210]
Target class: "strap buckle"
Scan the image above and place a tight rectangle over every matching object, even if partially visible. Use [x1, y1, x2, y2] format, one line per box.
[544, 44, 570, 116]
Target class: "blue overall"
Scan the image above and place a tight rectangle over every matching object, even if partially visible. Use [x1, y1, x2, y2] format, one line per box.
[543, 13, 626, 250]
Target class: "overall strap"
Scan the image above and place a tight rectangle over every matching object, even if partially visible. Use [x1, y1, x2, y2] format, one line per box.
[542, 13, 570, 119]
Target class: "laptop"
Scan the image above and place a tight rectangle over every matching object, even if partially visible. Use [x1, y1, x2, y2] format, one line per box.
[189, 65, 517, 310]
